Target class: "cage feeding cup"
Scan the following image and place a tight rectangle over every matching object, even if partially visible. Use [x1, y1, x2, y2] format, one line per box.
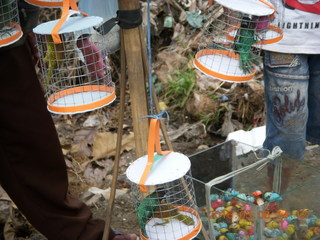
[194, 0, 283, 82]
[0, 0, 23, 48]
[33, 0, 115, 114]
[126, 119, 202, 240]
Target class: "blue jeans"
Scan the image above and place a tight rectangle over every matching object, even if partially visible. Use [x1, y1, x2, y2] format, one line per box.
[263, 51, 320, 159]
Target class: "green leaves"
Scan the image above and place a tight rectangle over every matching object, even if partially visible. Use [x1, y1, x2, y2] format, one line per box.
[164, 68, 196, 108]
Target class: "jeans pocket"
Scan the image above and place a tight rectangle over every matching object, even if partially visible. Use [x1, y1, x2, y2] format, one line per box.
[264, 51, 300, 68]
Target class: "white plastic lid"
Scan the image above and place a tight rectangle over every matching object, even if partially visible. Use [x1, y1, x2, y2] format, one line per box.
[33, 15, 103, 35]
[215, 0, 275, 16]
[126, 152, 191, 185]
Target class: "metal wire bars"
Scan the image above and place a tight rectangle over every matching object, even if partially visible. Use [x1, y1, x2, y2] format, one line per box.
[194, 0, 282, 83]
[34, 16, 115, 114]
[0, 0, 23, 47]
[129, 170, 201, 240]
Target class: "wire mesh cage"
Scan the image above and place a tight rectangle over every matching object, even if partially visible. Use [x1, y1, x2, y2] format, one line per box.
[25, 0, 63, 8]
[194, 0, 283, 83]
[33, 3, 115, 114]
[126, 119, 202, 240]
[190, 140, 320, 240]
[0, 0, 23, 48]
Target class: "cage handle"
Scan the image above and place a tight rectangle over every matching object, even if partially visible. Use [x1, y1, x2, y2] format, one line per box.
[51, 0, 88, 44]
[139, 118, 172, 193]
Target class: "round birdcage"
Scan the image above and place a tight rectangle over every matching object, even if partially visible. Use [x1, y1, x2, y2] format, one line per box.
[126, 119, 202, 240]
[194, 0, 283, 83]
[0, 0, 23, 48]
[25, 0, 63, 8]
[33, 3, 116, 115]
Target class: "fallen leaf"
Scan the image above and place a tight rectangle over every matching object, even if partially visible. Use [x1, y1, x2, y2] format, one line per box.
[83, 164, 109, 187]
[186, 11, 205, 28]
[80, 187, 128, 206]
[70, 128, 98, 157]
[83, 113, 109, 128]
[220, 109, 235, 137]
[186, 91, 218, 119]
[92, 132, 135, 160]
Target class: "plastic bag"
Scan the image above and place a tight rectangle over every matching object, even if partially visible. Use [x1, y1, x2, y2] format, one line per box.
[78, 0, 120, 53]
[78, 0, 118, 20]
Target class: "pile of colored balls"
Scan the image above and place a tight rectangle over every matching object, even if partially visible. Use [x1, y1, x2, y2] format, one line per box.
[199, 188, 320, 240]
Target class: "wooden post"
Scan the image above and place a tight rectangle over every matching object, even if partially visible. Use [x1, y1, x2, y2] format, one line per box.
[102, 2, 149, 239]
[119, 0, 149, 158]
[102, 32, 127, 240]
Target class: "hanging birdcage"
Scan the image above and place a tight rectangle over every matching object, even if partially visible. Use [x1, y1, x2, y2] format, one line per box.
[194, 0, 283, 83]
[0, 0, 23, 48]
[126, 119, 202, 240]
[25, 0, 63, 8]
[33, 0, 115, 114]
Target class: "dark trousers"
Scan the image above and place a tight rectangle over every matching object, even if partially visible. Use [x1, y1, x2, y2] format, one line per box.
[0, 43, 115, 240]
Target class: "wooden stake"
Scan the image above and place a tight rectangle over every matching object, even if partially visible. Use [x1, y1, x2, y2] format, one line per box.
[120, 0, 149, 158]
[102, 30, 127, 240]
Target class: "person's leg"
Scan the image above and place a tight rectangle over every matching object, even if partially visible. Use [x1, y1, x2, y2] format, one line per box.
[306, 54, 320, 144]
[263, 51, 309, 160]
[263, 51, 310, 193]
[0, 43, 117, 240]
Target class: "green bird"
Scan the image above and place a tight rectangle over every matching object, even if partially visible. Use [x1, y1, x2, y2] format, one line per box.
[234, 16, 259, 74]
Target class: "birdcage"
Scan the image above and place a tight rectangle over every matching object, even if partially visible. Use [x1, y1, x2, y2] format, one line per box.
[126, 119, 202, 240]
[194, 0, 283, 83]
[33, 0, 115, 114]
[25, 0, 63, 8]
[0, 0, 23, 48]
[189, 140, 320, 240]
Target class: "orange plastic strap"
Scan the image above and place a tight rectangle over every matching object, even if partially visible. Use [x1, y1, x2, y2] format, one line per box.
[24, 0, 63, 7]
[0, 23, 22, 46]
[259, 0, 276, 17]
[139, 119, 172, 193]
[51, 0, 88, 44]
[208, 0, 212, 6]
[194, 49, 256, 82]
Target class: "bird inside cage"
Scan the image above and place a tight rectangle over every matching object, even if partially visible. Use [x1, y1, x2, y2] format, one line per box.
[233, 15, 261, 74]
[136, 186, 196, 238]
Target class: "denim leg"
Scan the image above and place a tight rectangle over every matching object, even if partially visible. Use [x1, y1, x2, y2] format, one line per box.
[306, 55, 320, 144]
[263, 51, 309, 159]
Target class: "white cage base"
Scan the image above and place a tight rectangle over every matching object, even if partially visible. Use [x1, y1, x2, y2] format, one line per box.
[47, 85, 116, 114]
[194, 49, 256, 82]
[142, 207, 202, 240]
[0, 24, 23, 48]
